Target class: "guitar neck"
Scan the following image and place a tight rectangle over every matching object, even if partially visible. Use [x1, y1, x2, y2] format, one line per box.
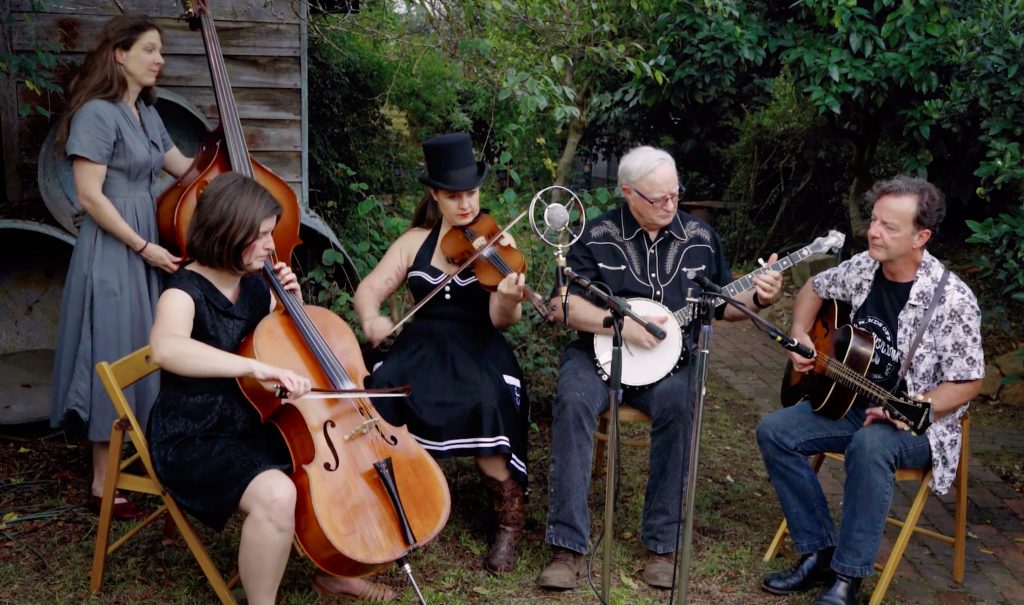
[197, 10, 252, 176]
[821, 359, 896, 406]
[819, 357, 930, 432]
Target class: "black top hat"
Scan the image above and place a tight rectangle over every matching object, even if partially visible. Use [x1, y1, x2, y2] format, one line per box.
[417, 133, 488, 191]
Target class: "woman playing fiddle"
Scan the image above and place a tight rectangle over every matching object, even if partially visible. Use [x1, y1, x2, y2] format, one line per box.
[50, 14, 192, 520]
[353, 133, 532, 573]
[147, 173, 394, 603]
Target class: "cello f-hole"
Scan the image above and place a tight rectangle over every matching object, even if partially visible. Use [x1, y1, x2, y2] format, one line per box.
[322, 419, 341, 472]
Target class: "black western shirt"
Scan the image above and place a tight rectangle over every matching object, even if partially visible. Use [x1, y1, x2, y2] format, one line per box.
[565, 204, 733, 351]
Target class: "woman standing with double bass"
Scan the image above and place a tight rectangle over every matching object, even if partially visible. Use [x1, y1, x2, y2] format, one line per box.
[354, 133, 532, 573]
[50, 14, 192, 520]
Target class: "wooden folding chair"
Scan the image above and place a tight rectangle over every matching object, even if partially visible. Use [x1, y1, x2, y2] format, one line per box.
[91, 346, 239, 604]
[592, 403, 652, 478]
[763, 416, 970, 605]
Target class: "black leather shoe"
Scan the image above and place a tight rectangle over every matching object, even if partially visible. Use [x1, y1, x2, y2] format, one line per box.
[813, 574, 861, 605]
[761, 547, 836, 595]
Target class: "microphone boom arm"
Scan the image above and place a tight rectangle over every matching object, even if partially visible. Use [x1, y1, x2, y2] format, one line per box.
[562, 267, 667, 341]
[702, 289, 815, 359]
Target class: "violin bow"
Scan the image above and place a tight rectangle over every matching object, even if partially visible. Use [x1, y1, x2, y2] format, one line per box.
[384, 207, 531, 339]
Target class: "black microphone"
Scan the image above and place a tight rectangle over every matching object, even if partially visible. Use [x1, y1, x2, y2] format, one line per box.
[691, 274, 721, 293]
[778, 335, 816, 360]
[556, 250, 569, 325]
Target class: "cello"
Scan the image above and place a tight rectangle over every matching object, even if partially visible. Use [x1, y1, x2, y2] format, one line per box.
[237, 263, 451, 582]
[159, 0, 451, 592]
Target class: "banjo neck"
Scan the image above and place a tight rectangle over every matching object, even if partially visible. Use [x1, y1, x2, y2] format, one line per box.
[671, 236, 841, 325]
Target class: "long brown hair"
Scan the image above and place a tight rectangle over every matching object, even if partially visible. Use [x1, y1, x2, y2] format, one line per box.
[186, 173, 282, 274]
[57, 14, 162, 145]
[411, 190, 442, 229]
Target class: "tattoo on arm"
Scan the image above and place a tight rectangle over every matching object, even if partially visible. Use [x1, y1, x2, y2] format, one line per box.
[381, 264, 405, 297]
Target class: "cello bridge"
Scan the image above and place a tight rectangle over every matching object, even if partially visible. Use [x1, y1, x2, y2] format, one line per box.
[344, 418, 379, 440]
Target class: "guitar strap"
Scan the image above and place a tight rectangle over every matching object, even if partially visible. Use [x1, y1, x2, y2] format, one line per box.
[896, 267, 950, 385]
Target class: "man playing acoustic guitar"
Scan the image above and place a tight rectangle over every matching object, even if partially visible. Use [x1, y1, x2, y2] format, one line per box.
[756, 175, 984, 605]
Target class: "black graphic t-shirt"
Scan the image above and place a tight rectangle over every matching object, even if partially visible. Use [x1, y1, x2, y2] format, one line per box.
[853, 268, 914, 393]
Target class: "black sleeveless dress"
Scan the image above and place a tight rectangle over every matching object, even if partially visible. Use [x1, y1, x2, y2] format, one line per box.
[368, 223, 530, 487]
[147, 269, 291, 531]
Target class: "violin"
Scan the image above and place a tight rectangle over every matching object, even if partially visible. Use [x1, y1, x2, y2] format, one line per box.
[440, 212, 552, 320]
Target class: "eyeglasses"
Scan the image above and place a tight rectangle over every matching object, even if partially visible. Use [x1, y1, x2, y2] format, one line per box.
[631, 185, 687, 207]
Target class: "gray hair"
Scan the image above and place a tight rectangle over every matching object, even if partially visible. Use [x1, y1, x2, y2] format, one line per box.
[865, 175, 946, 232]
[618, 146, 678, 190]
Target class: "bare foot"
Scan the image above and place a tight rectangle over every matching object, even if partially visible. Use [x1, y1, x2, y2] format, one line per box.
[311, 574, 396, 602]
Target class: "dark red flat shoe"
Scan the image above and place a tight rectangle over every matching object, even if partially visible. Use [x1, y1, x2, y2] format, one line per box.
[89, 491, 150, 521]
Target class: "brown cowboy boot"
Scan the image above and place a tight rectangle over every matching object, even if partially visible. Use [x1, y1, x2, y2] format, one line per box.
[483, 475, 524, 573]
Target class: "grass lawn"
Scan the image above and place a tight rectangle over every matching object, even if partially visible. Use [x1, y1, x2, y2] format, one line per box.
[2, 380, 872, 605]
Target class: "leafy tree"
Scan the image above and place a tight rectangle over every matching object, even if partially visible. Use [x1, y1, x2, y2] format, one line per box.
[607, 0, 772, 194]
[1, 3, 67, 119]
[408, 0, 665, 188]
[940, 1, 1024, 198]
[719, 73, 846, 260]
[765, 0, 964, 235]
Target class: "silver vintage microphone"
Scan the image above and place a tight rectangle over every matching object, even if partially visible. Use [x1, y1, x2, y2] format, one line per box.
[529, 186, 586, 324]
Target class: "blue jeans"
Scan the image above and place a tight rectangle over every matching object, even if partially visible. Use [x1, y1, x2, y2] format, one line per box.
[756, 401, 932, 577]
[544, 344, 693, 555]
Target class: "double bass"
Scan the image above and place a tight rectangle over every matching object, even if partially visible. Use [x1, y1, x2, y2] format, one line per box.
[157, 0, 451, 587]
[156, 0, 300, 262]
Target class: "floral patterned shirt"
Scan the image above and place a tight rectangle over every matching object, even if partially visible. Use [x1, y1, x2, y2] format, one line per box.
[812, 250, 984, 494]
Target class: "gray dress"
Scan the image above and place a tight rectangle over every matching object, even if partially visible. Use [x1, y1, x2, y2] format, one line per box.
[50, 97, 174, 441]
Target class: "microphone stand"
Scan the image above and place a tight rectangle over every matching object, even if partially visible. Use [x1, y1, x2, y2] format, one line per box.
[673, 287, 716, 605]
[560, 267, 666, 603]
[672, 288, 807, 605]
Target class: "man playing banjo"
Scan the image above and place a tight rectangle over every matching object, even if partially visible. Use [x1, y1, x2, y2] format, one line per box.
[537, 145, 783, 590]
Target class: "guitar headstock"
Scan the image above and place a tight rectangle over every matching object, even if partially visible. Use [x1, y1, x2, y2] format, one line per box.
[886, 395, 931, 434]
[807, 230, 846, 256]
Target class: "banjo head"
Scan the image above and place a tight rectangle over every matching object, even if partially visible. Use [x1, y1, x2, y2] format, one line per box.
[593, 298, 684, 387]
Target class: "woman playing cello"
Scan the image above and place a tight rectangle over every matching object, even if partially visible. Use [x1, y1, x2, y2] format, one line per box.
[354, 133, 532, 573]
[147, 173, 395, 603]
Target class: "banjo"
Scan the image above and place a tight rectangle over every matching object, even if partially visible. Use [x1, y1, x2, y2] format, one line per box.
[593, 230, 846, 386]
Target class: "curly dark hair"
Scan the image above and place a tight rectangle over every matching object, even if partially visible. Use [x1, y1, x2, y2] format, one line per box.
[864, 175, 946, 233]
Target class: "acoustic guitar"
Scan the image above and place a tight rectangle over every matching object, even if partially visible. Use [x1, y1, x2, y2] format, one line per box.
[779, 299, 932, 433]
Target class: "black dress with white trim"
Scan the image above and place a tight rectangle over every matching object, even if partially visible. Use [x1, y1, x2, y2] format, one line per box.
[367, 222, 530, 487]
